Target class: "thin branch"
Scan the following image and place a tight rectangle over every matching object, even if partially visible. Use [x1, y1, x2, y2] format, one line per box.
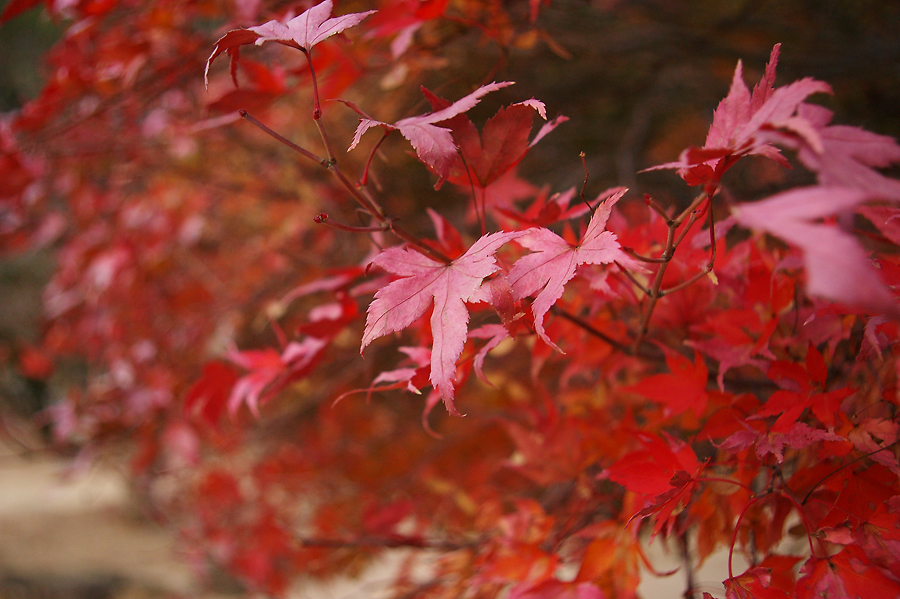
[242, 111, 451, 264]
[632, 191, 709, 352]
[659, 202, 717, 296]
[800, 440, 900, 505]
[550, 306, 632, 353]
[579, 152, 593, 213]
[314, 212, 396, 233]
[239, 110, 326, 165]
[622, 247, 669, 263]
[644, 193, 673, 222]
[616, 261, 652, 296]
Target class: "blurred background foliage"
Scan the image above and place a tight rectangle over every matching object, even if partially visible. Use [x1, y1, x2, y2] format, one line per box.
[1, 0, 900, 594]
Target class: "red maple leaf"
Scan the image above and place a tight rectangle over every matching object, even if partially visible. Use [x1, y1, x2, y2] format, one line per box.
[719, 421, 843, 463]
[361, 230, 523, 412]
[625, 349, 709, 418]
[507, 189, 641, 351]
[797, 548, 900, 599]
[226, 336, 328, 417]
[416, 87, 566, 189]
[184, 361, 240, 425]
[606, 431, 704, 537]
[348, 82, 515, 181]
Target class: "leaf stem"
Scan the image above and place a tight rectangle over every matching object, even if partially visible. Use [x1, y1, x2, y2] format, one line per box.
[360, 130, 391, 186]
[579, 152, 593, 213]
[458, 151, 485, 236]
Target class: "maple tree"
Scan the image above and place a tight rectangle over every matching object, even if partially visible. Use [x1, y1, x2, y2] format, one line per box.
[3, 1, 900, 598]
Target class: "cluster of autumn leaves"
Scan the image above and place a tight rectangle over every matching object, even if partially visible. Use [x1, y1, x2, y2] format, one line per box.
[4, 0, 900, 596]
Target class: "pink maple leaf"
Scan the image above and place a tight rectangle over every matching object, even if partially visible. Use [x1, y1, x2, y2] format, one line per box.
[205, 0, 374, 86]
[732, 185, 900, 318]
[361, 230, 523, 412]
[248, 0, 375, 49]
[468, 324, 512, 385]
[793, 103, 900, 201]
[506, 188, 641, 351]
[227, 336, 328, 417]
[646, 44, 831, 187]
[347, 81, 514, 180]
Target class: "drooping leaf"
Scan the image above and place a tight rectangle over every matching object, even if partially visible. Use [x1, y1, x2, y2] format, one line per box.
[227, 337, 328, 417]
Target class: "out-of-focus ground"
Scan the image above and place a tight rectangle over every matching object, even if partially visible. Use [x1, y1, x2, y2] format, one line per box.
[0, 439, 197, 598]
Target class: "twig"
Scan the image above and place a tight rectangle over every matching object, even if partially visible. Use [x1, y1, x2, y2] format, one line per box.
[658, 201, 717, 296]
[239, 110, 451, 264]
[239, 110, 326, 165]
[579, 152, 593, 213]
[314, 213, 396, 233]
[632, 191, 709, 352]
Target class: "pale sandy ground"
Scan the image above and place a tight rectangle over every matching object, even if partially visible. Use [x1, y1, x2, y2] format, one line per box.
[0, 439, 741, 599]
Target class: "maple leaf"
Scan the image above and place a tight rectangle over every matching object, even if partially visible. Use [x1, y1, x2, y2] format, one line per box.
[416, 87, 565, 189]
[727, 564, 794, 599]
[625, 349, 709, 417]
[227, 336, 327, 417]
[184, 361, 240, 425]
[732, 185, 900, 318]
[605, 431, 704, 538]
[361, 230, 524, 412]
[468, 324, 512, 385]
[248, 0, 375, 50]
[793, 103, 900, 201]
[797, 548, 900, 599]
[507, 188, 641, 351]
[205, 0, 375, 86]
[719, 421, 842, 463]
[347, 82, 515, 181]
[646, 44, 831, 187]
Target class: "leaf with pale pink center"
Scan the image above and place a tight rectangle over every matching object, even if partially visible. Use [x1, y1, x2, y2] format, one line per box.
[362, 230, 524, 411]
[348, 82, 515, 180]
[507, 189, 640, 351]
